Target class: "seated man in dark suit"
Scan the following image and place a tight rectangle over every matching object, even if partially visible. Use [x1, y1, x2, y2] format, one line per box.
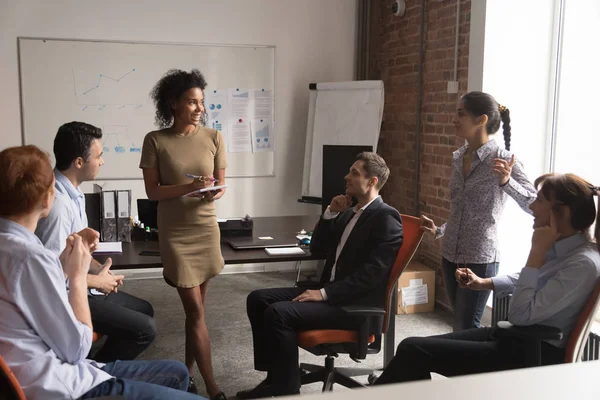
[237, 152, 404, 398]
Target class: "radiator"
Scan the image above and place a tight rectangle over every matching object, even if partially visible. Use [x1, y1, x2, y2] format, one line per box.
[582, 332, 600, 361]
[491, 294, 511, 327]
[492, 294, 599, 362]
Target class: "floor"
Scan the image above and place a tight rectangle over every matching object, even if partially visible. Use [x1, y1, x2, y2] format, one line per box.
[117, 271, 453, 398]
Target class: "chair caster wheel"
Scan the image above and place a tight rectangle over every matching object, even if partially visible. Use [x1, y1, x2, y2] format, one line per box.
[367, 373, 378, 385]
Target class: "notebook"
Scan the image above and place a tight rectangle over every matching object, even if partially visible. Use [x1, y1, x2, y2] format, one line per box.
[93, 242, 123, 254]
[265, 247, 306, 256]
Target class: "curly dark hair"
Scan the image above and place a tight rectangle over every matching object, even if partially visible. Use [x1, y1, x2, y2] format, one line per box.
[150, 69, 208, 128]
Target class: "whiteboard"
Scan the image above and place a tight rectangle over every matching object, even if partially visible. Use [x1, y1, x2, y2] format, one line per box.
[18, 37, 275, 179]
[301, 81, 384, 198]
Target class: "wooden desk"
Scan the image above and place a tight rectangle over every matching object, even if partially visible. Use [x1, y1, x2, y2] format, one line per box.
[102, 239, 322, 269]
[98, 215, 322, 269]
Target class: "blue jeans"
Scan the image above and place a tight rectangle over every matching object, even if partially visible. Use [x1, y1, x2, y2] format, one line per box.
[80, 359, 205, 399]
[441, 258, 499, 332]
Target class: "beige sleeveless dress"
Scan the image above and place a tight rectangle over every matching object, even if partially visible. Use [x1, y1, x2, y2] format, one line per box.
[139, 126, 227, 288]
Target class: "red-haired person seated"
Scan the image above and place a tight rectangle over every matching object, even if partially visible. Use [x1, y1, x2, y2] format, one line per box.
[0, 145, 203, 399]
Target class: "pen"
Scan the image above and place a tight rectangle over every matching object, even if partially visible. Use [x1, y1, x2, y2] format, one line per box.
[186, 173, 218, 183]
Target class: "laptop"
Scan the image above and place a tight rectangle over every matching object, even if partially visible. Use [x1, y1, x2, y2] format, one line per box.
[227, 236, 298, 250]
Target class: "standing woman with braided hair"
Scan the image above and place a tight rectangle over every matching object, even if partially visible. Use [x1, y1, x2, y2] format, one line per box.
[420, 91, 537, 332]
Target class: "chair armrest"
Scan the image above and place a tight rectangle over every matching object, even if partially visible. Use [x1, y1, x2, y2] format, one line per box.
[496, 321, 563, 341]
[341, 306, 386, 317]
[341, 306, 385, 360]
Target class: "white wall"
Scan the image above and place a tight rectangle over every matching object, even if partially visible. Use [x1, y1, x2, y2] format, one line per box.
[0, 0, 358, 219]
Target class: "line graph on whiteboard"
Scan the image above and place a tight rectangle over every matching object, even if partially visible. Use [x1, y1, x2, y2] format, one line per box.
[101, 125, 141, 154]
[72, 68, 144, 110]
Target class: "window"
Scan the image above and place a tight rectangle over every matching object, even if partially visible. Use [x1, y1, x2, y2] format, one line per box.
[553, 0, 600, 322]
[482, 0, 559, 280]
[553, 0, 600, 181]
[482, 1, 600, 322]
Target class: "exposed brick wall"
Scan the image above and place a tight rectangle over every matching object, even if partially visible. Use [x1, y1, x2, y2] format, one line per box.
[369, 0, 471, 306]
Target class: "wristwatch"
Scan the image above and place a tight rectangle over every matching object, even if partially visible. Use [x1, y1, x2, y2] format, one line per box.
[434, 227, 443, 239]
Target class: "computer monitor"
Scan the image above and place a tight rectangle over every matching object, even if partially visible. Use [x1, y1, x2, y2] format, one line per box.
[322, 144, 373, 214]
[137, 199, 158, 230]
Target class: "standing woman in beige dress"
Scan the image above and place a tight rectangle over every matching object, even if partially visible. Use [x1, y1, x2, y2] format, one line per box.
[140, 69, 227, 400]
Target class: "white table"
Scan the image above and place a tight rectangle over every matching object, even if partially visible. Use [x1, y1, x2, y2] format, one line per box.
[281, 360, 600, 400]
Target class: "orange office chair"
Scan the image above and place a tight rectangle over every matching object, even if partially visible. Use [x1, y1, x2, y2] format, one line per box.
[0, 354, 26, 400]
[496, 277, 600, 365]
[1, 352, 125, 400]
[1, 331, 115, 400]
[297, 214, 424, 391]
[0, 333, 103, 400]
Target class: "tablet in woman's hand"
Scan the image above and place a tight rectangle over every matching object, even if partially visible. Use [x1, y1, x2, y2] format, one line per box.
[183, 184, 228, 197]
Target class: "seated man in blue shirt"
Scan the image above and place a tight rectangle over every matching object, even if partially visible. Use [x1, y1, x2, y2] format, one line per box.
[374, 172, 600, 385]
[35, 121, 156, 362]
[0, 145, 202, 399]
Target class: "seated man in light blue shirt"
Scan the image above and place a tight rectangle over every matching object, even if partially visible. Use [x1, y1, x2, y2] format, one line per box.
[374, 172, 600, 385]
[0, 145, 202, 399]
[35, 121, 157, 363]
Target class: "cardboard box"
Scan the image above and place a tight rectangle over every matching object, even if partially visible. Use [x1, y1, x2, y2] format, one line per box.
[396, 261, 436, 315]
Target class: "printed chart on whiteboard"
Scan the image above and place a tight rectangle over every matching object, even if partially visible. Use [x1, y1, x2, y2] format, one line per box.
[205, 88, 273, 154]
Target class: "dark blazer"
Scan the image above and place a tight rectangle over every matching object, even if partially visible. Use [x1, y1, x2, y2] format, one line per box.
[310, 197, 403, 308]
